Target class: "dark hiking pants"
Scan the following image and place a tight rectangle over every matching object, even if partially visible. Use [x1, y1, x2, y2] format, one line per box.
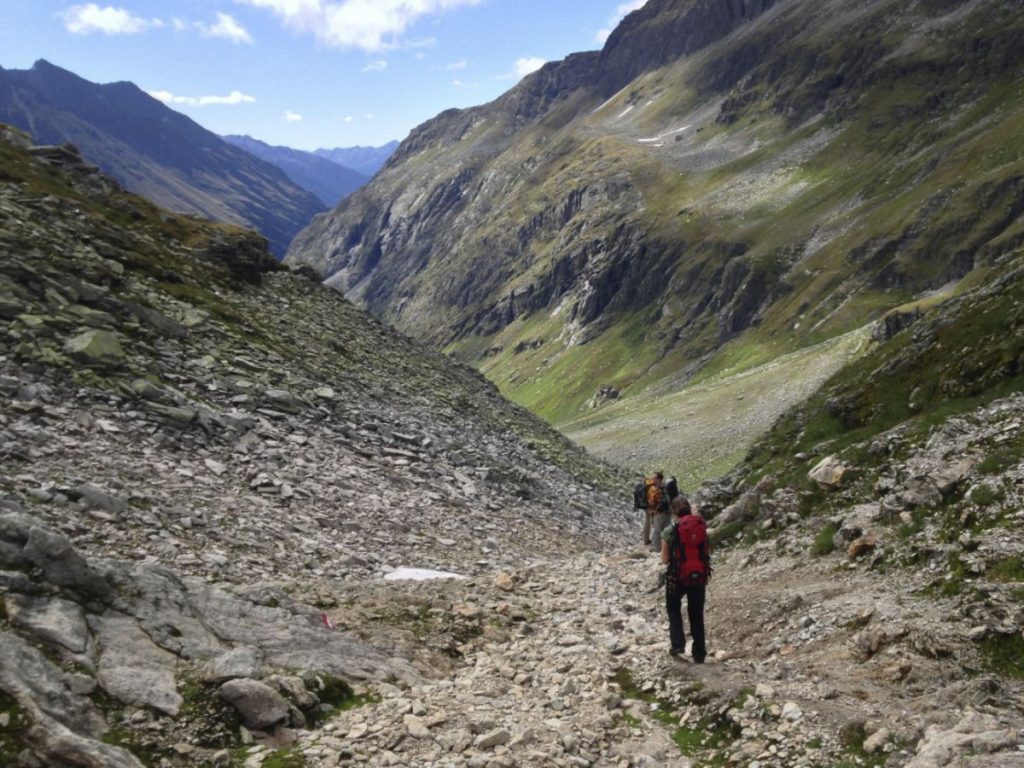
[666, 582, 707, 662]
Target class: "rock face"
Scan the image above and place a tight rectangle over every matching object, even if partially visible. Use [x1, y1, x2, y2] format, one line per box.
[0, 60, 326, 256]
[286, 0, 1024, 428]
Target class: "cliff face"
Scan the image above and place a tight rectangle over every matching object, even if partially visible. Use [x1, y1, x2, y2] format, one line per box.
[286, 0, 1024, 423]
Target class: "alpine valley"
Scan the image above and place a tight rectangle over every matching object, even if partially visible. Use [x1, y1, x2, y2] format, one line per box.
[2, 0, 1024, 767]
[286, 0, 1024, 484]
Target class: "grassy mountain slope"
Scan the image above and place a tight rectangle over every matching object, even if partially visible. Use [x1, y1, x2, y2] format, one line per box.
[0, 60, 326, 256]
[286, 0, 1024, 478]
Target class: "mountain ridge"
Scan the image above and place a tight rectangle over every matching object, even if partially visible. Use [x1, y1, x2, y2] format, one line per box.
[313, 141, 399, 178]
[0, 59, 325, 256]
[222, 133, 369, 207]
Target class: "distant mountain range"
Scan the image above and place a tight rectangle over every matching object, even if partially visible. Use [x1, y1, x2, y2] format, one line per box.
[0, 59, 324, 256]
[221, 134, 372, 208]
[313, 142, 398, 178]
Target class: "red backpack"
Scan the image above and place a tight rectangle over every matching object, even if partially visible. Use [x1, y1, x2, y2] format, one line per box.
[673, 515, 711, 586]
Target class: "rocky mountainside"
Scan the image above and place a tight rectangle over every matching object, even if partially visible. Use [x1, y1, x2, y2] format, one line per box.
[1, 123, 1023, 767]
[0, 60, 325, 256]
[313, 142, 399, 179]
[285, 0, 1024, 432]
[221, 135, 369, 208]
[0, 125, 630, 766]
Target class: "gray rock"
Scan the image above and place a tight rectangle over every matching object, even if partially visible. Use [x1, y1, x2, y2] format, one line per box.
[0, 631, 140, 767]
[268, 675, 318, 709]
[475, 728, 512, 749]
[90, 613, 183, 716]
[21, 522, 113, 602]
[63, 329, 126, 368]
[6, 594, 90, 653]
[202, 646, 264, 683]
[809, 456, 848, 489]
[219, 678, 290, 730]
[74, 483, 127, 516]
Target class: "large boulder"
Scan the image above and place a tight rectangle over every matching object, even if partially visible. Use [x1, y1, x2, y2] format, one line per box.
[809, 456, 849, 489]
[63, 330, 126, 369]
[219, 678, 290, 730]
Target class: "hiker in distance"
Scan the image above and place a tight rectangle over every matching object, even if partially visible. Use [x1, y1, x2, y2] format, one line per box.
[661, 496, 710, 663]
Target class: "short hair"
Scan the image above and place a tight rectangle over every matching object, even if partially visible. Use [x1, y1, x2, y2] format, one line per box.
[671, 497, 691, 515]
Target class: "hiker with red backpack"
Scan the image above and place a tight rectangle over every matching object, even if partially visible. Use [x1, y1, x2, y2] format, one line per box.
[660, 496, 710, 663]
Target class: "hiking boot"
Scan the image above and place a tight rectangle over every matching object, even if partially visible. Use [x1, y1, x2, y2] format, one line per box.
[669, 647, 685, 657]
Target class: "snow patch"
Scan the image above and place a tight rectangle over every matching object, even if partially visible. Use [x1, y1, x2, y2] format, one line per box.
[590, 84, 631, 115]
[617, 105, 635, 119]
[384, 567, 468, 582]
[638, 124, 691, 143]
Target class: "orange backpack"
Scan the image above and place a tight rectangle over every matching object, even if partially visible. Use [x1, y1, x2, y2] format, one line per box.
[645, 478, 665, 511]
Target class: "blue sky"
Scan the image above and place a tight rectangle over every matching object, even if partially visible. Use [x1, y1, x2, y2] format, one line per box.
[0, 1, 648, 150]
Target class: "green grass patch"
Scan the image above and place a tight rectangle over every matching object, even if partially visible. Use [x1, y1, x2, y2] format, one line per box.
[987, 556, 1024, 583]
[897, 508, 929, 540]
[811, 523, 837, 556]
[260, 748, 308, 768]
[102, 726, 166, 767]
[0, 690, 30, 766]
[968, 483, 1007, 508]
[979, 633, 1024, 679]
[612, 667, 738, 764]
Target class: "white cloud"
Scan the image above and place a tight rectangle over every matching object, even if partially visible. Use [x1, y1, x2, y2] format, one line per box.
[446, 59, 467, 70]
[362, 59, 388, 72]
[200, 12, 254, 44]
[148, 89, 256, 107]
[452, 78, 463, 87]
[365, 112, 375, 119]
[172, 17, 188, 31]
[514, 57, 545, 78]
[236, 0, 483, 51]
[62, 4, 162, 35]
[342, 115, 354, 123]
[595, 0, 647, 45]
[284, 111, 304, 122]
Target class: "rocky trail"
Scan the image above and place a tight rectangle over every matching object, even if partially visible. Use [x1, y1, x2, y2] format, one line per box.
[280, 538, 1024, 768]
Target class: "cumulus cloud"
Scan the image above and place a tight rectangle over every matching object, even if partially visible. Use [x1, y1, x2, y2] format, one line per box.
[148, 89, 256, 107]
[284, 110, 303, 122]
[595, 0, 647, 45]
[236, 0, 483, 51]
[514, 57, 545, 78]
[199, 12, 253, 44]
[62, 4, 163, 35]
[362, 59, 388, 72]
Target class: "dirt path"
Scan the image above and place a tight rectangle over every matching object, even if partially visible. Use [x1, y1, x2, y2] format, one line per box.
[288, 542, 1024, 767]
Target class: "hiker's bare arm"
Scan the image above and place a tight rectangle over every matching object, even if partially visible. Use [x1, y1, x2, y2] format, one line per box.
[661, 539, 670, 564]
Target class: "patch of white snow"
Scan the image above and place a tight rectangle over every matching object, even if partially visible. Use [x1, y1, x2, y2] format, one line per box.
[383, 567, 468, 582]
